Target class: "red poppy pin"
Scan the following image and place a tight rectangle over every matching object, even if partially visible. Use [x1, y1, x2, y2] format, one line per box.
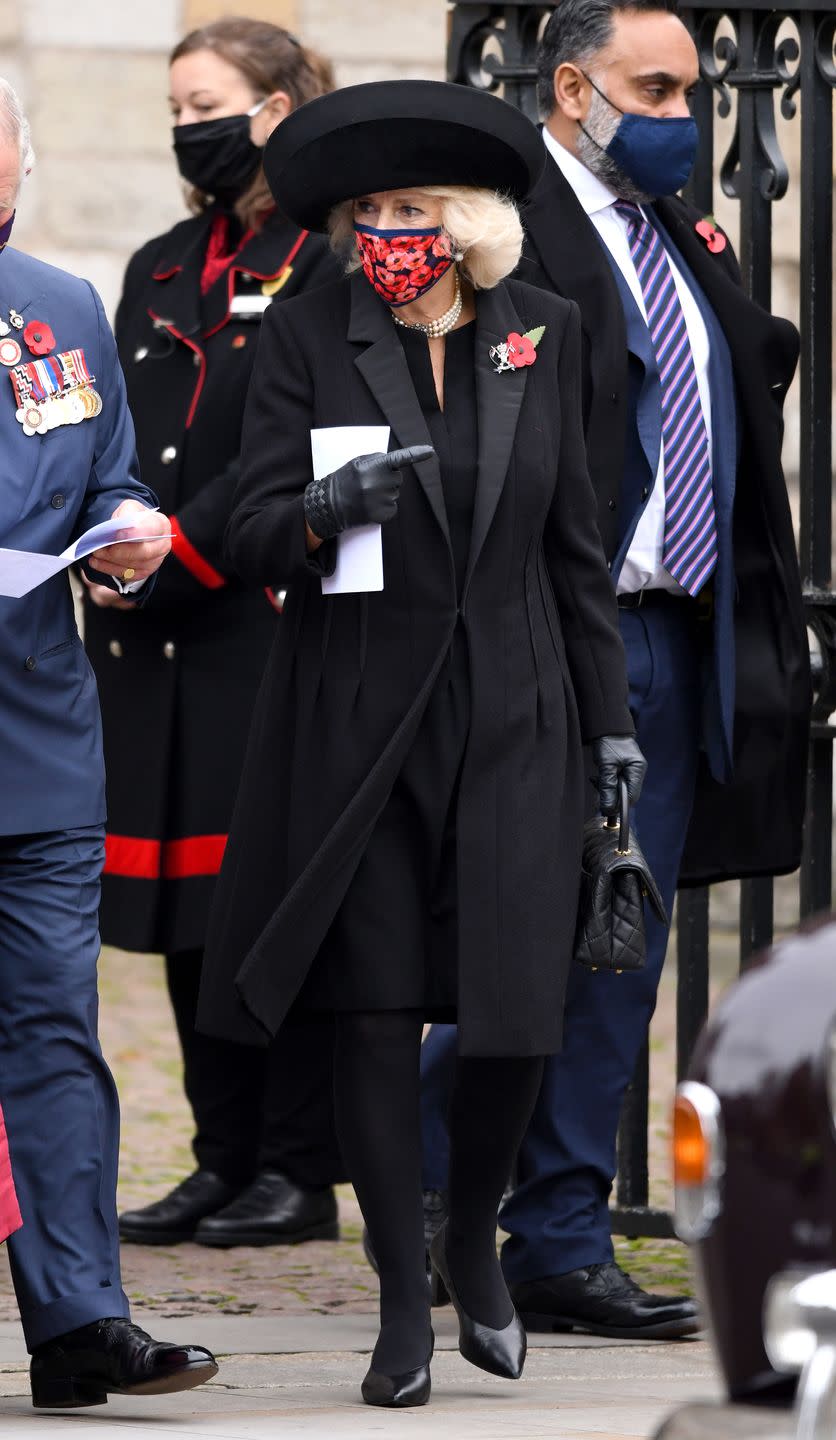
[23, 319, 56, 356]
[695, 217, 726, 255]
[490, 326, 546, 375]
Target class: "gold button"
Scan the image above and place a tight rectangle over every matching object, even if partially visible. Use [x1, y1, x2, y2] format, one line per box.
[161, 446, 177, 465]
[109, 639, 123, 659]
[134, 347, 149, 363]
[163, 641, 176, 660]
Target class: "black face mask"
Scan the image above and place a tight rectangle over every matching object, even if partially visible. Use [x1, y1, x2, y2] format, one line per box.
[173, 107, 265, 203]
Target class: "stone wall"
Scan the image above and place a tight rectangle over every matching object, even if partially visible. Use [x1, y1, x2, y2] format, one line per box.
[0, 2, 812, 480]
[0, 0, 445, 315]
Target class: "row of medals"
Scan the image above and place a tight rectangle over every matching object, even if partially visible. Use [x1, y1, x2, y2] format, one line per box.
[18, 384, 102, 436]
[1, 308, 102, 435]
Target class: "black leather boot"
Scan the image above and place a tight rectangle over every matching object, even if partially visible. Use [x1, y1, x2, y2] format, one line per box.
[195, 1170, 339, 1247]
[30, 1318, 217, 1408]
[510, 1262, 701, 1339]
[119, 1169, 239, 1245]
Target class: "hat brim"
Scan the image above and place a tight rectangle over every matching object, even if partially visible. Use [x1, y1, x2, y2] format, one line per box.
[265, 80, 545, 232]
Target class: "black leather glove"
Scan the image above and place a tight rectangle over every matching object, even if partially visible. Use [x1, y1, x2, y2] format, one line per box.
[592, 735, 647, 817]
[304, 445, 435, 540]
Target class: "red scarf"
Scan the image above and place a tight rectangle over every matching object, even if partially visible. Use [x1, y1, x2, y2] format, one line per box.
[200, 214, 254, 296]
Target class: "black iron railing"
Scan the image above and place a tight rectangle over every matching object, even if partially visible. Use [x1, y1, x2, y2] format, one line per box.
[448, 0, 836, 1239]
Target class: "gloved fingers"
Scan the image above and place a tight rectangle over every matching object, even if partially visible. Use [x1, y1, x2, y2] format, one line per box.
[597, 768, 619, 817]
[365, 481, 404, 524]
[623, 760, 646, 805]
[385, 444, 436, 470]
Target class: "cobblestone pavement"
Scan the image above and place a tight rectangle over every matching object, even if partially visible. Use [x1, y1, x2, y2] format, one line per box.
[0, 928, 744, 1322]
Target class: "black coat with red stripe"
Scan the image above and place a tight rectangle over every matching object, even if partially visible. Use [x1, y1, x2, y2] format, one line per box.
[84, 206, 341, 954]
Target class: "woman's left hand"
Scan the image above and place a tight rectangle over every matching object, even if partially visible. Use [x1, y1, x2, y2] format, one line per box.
[592, 735, 647, 816]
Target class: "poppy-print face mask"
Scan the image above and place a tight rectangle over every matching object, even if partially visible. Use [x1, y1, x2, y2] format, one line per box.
[354, 224, 455, 307]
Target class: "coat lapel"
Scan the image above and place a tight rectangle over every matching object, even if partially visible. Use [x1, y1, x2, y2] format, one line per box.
[349, 273, 451, 548]
[522, 152, 625, 354]
[464, 283, 529, 594]
[201, 212, 308, 338]
[147, 211, 212, 345]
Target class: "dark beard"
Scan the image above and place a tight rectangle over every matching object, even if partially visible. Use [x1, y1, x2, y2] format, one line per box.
[576, 88, 653, 206]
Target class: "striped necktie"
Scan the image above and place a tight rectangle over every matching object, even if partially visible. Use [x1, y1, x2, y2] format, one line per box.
[615, 201, 717, 597]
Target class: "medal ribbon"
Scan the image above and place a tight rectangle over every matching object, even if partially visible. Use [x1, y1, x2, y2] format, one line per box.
[57, 348, 92, 389]
[9, 365, 34, 409]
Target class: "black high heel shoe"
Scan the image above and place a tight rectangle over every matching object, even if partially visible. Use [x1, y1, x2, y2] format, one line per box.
[429, 1223, 527, 1380]
[361, 1335, 434, 1408]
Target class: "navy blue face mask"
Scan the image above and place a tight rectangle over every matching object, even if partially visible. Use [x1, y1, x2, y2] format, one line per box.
[0, 211, 14, 253]
[582, 74, 698, 197]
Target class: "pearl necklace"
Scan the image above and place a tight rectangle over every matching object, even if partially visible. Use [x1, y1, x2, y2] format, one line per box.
[391, 272, 463, 339]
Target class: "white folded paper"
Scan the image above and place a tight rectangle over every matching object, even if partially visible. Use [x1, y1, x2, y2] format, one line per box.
[0, 516, 171, 599]
[310, 426, 389, 595]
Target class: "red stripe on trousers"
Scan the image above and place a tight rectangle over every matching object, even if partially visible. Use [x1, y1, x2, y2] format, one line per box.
[104, 834, 227, 879]
[0, 1103, 21, 1243]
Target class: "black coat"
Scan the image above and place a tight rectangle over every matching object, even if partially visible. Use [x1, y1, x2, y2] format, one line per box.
[197, 272, 633, 1056]
[84, 207, 341, 953]
[520, 160, 811, 884]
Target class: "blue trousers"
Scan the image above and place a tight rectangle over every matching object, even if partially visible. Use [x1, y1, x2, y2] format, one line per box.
[421, 601, 702, 1284]
[0, 828, 128, 1349]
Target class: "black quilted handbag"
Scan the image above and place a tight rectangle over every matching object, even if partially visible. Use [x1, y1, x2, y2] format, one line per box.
[574, 779, 667, 974]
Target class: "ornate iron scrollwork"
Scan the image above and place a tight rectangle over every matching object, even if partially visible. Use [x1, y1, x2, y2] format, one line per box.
[691, 10, 800, 204]
[447, 4, 551, 119]
[816, 13, 836, 89]
[695, 12, 737, 119]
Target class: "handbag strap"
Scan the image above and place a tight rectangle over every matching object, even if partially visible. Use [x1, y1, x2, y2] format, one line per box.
[604, 777, 631, 853]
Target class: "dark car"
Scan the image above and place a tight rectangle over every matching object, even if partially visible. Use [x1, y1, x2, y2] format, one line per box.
[655, 917, 836, 1439]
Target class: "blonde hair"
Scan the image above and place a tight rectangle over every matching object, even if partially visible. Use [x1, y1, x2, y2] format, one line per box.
[328, 185, 524, 291]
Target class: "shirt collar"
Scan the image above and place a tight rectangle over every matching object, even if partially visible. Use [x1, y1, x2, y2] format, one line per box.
[542, 129, 618, 217]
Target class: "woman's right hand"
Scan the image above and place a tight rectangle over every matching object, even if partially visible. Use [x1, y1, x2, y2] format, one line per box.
[304, 445, 435, 541]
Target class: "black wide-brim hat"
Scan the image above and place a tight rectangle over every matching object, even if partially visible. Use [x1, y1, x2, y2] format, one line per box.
[264, 79, 545, 232]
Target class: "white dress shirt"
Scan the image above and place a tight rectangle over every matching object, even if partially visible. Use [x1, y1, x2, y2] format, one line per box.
[542, 131, 713, 595]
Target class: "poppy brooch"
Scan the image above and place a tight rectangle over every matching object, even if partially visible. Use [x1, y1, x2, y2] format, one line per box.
[490, 326, 545, 375]
[23, 320, 56, 356]
[695, 217, 727, 255]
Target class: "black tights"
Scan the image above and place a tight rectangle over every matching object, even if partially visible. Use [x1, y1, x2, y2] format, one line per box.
[333, 1011, 544, 1374]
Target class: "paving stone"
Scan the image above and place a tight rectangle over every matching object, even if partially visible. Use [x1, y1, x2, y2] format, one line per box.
[0, 1335, 722, 1438]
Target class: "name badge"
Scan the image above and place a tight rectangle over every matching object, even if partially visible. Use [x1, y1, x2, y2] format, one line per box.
[229, 295, 272, 319]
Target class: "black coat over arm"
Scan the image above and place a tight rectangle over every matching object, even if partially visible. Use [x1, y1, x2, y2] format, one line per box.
[198, 272, 632, 1057]
[520, 160, 811, 885]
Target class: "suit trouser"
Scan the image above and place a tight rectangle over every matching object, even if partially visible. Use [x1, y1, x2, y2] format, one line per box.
[0, 826, 129, 1350]
[167, 952, 345, 1191]
[420, 599, 702, 1282]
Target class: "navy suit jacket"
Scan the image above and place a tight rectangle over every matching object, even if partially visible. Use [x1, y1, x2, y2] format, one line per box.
[601, 219, 738, 781]
[0, 247, 156, 836]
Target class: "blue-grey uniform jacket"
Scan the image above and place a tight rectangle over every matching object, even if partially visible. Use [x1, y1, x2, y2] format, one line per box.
[0, 246, 156, 836]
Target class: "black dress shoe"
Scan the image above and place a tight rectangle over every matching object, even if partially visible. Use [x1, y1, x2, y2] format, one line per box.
[510, 1262, 701, 1340]
[195, 1170, 339, 1247]
[429, 1224, 526, 1380]
[30, 1317, 218, 1408]
[119, 1169, 239, 1245]
[361, 1359, 432, 1408]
